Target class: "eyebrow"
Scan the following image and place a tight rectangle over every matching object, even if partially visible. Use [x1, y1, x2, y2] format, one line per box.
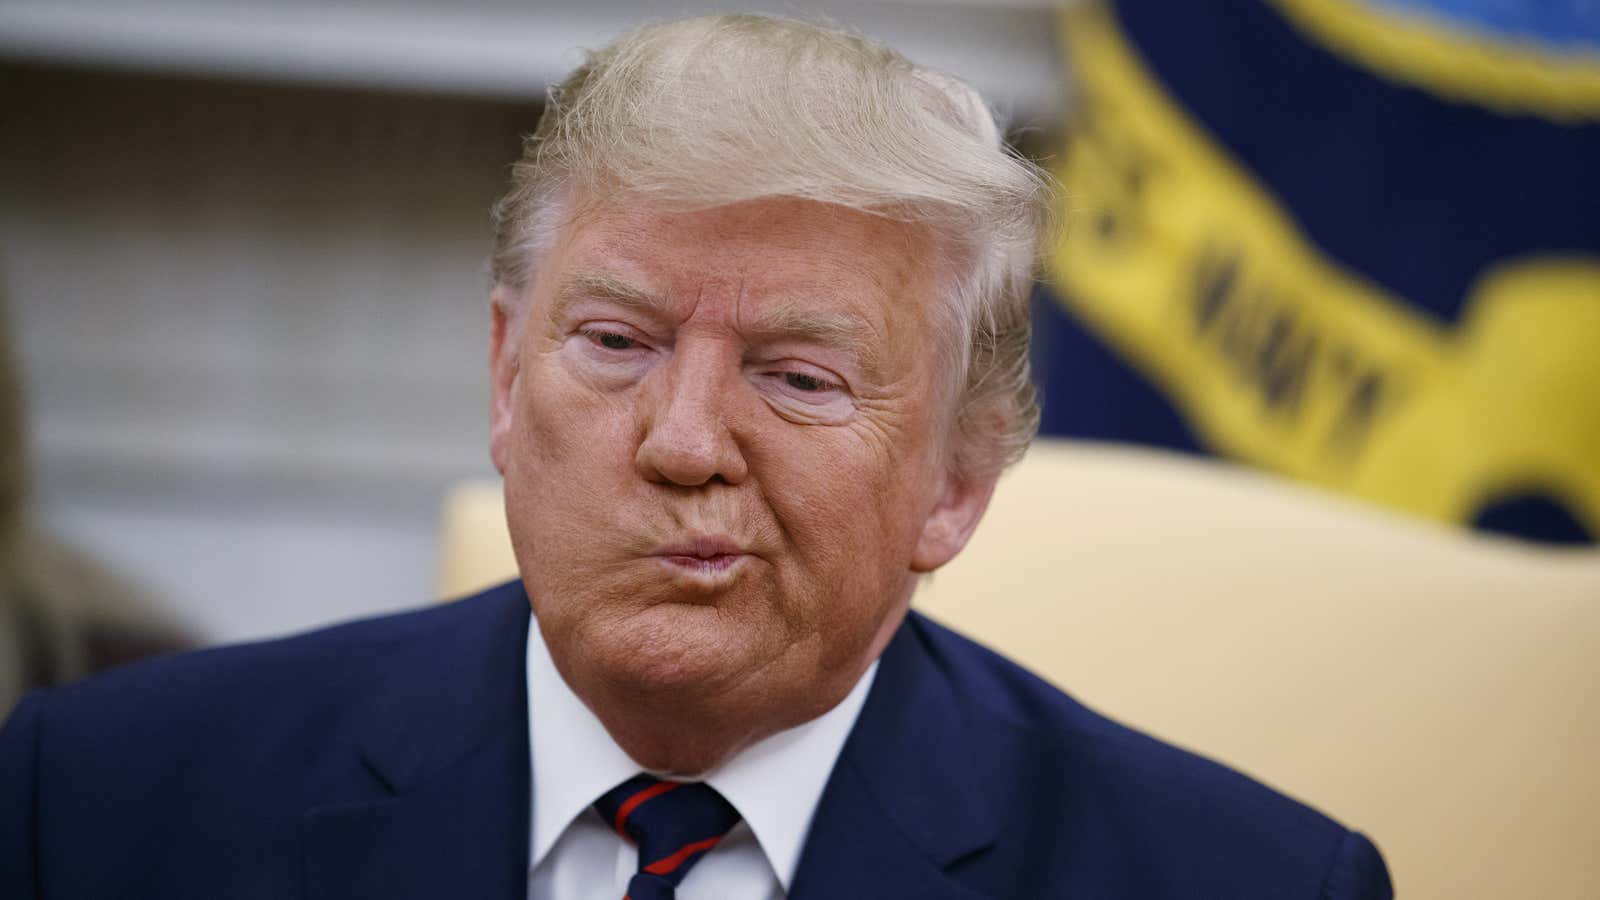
[551, 269, 885, 378]
[744, 301, 884, 379]
[550, 270, 673, 325]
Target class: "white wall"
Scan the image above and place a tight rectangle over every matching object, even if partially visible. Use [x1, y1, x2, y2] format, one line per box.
[2, 69, 518, 641]
[0, 0, 1062, 121]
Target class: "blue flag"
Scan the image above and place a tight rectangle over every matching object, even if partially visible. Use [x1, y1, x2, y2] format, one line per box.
[1035, 0, 1600, 544]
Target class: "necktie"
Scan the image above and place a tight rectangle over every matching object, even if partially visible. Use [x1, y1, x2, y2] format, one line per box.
[592, 773, 742, 900]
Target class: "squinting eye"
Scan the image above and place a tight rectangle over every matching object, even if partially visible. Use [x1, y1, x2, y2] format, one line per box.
[586, 330, 636, 351]
[785, 372, 836, 392]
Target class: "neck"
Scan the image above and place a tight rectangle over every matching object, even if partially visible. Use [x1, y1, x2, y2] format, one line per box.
[583, 682, 842, 776]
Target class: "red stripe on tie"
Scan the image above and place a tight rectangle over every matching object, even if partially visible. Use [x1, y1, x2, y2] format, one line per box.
[613, 780, 681, 837]
[643, 836, 723, 875]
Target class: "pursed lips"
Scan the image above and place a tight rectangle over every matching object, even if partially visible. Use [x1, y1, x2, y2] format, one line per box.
[651, 535, 751, 573]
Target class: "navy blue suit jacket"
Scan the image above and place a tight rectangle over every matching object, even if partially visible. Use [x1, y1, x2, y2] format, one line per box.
[0, 579, 1391, 898]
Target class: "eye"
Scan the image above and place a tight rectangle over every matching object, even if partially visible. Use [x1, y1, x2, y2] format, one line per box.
[582, 329, 639, 351]
[784, 371, 837, 393]
[754, 361, 853, 423]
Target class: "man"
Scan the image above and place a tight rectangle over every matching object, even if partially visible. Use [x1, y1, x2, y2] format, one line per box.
[0, 15, 1391, 900]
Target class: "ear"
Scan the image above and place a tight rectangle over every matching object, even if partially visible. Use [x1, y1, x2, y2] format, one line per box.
[910, 466, 1001, 573]
[488, 286, 521, 475]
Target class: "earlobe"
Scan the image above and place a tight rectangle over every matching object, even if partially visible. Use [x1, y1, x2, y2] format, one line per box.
[488, 288, 521, 474]
[909, 468, 1000, 573]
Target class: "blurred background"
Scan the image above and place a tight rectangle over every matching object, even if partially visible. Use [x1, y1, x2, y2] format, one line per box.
[1, 0, 1597, 671]
[1, 1, 1597, 895]
[0, 0, 1595, 657]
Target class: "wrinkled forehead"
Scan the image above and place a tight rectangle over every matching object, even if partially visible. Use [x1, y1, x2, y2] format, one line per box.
[539, 195, 945, 338]
[566, 194, 932, 285]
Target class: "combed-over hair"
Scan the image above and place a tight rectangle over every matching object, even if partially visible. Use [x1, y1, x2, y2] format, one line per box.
[490, 14, 1054, 476]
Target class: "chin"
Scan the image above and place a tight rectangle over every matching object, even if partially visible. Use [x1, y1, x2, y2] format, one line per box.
[572, 600, 769, 696]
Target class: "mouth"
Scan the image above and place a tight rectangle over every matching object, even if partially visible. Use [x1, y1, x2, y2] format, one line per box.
[661, 554, 744, 573]
[651, 536, 752, 577]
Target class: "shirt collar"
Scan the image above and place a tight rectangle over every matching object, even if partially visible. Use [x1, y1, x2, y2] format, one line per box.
[525, 616, 878, 890]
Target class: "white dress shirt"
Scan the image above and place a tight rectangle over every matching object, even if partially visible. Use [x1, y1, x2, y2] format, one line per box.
[525, 618, 878, 900]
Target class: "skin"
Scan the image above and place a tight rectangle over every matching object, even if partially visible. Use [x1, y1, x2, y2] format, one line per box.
[489, 194, 1000, 775]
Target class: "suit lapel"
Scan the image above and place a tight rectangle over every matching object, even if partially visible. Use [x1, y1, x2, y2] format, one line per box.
[790, 612, 997, 900]
[298, 587, 996, 899]
[301, 582, 533, 900]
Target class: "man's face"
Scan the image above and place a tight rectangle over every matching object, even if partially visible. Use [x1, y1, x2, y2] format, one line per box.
[490, 195, 993, 771]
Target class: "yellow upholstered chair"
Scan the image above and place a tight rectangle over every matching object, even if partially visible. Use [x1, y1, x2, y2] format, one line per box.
[437, 439, 1600, 900]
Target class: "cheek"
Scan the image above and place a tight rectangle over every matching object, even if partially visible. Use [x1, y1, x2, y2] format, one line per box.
[511, 351, 635, 476]
[752, 424, 933, 613]
[502, 356, 641, 593]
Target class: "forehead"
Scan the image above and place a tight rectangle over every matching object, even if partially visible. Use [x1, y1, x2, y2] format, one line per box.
[548, 196, 937, 320]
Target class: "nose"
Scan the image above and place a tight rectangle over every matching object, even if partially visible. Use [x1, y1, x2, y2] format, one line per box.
[634, 343, 749, 487]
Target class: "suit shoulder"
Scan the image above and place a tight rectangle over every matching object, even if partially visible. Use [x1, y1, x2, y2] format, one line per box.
[905, 611, 1390, 898]
[0, 581, 532, 898]
[28, 581, 525, 743]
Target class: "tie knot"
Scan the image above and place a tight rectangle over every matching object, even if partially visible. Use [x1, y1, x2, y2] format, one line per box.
[593, 774, 742, 895]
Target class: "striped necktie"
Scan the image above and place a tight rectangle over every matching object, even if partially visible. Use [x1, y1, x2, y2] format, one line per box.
[593, 773, 743, 900]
